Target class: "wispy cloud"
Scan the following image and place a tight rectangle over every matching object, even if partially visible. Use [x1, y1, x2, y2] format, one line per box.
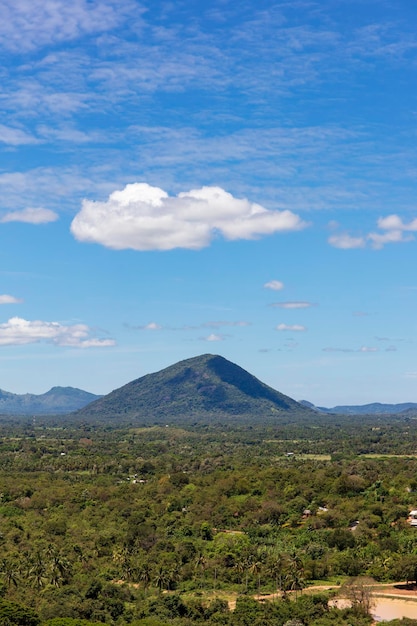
[0, 124, 39, 146]
[271, 301, 314, 309]
[0, 0, 137, 53]
[323, 345, 381, 353]
[329, 213, 417, 250]
[0, 167, 114, 214]
[328, 233, 366, 250]
[0, 295, 22, 304]
[126, 320, 250, 332]
[322, 347, 354, 353]
[276, 323, 306, 331]
[1, 207, 58, 224]
[202, 333, 225, 342]
[203, 320, 250, 328]
[139, 322, 163, 331]
[71, 183, 307, 251]
[0, 316, 115, 347]
[264, 280, 284, 291]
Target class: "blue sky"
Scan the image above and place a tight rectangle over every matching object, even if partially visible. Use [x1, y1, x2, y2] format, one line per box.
[1, 0, 417, 406]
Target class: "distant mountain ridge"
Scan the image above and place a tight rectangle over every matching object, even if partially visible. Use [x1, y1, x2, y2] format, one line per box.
[75, 353, 313, 423]
[0, 386, 102, 415]
[4, 358, 415, 418]
[300, 400, 417, 415]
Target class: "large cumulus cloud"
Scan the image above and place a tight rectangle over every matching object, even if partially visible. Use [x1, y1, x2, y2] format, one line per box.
[70, 183, 307, 251]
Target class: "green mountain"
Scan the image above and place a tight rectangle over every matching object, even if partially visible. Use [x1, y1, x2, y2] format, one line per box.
[75, 354, 313, 423]
[301, 400, 417, 416]
[0, 386, 101, 415]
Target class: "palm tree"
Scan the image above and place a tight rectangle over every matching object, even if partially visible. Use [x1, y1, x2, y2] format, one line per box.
[0, 557, 19, 589]
[27, 551, 47, 589]
[195, 552, 207, 589]
[138, 561, 152, 594]
[249, 558, 263, 598]
[154, 565, 170, 593]
[266, 551, 288, 598]
[112, 546, 133, 581]
[48, 548, 72, 587]
[235, 553, 253, 593]
[287, 552, 305, 598]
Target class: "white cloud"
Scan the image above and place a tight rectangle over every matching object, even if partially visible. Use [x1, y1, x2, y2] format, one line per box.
[368, 229, 413, 250]
[329, 214, 417, 250]
[0, 294, 22, 304]
[264, 280, 284, 291]
[276, 323, 306, 331]
[0, 0, 135, 52]
[143, 322, 162, 330]
[1, 207, 58, 224]
[0, 124, 39, 146]
[0, 317, 115, 348]
[71, 183, 308, 251]
[358, 346, 378, 352]
[328, 233, 366, 249]
[366, 213, 417, 249]
[203, 333, 225, 342]
[203, 321, 250, 328]
[377, 214, 417, 231]
[322, 347, 353, 352]
[271, 301, 314, 309]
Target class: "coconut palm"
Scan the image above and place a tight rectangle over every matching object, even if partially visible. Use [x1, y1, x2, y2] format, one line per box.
[154, 565, 170, 593]
[0, 557, 20, 589]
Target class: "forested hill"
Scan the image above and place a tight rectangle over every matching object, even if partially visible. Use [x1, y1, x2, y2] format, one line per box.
[75, 353, 314, 423]
[0, 386, 101, 415]
[301, 400, 417, 415]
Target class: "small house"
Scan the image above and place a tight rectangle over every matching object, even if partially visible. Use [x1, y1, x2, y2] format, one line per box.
[408, 510, 417, 526]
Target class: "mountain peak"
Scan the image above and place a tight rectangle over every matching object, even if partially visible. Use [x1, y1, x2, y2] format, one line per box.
[75, 353, 311, 423]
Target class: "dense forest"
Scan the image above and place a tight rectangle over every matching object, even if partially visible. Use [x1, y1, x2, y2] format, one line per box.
[2, 413, 417, 624]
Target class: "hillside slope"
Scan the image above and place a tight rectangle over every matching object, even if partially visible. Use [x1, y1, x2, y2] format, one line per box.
[0, 387, 101, 415]
[76, 354, 313, 423]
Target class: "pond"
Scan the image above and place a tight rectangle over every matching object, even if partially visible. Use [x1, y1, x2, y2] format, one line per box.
[373, 596, 417, 622]
[331, 594, 417, 622]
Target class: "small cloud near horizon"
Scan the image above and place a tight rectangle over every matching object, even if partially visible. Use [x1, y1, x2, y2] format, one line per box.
[264, 280, 284, 291]
[142, 322, 163, 330]
[126, 320, 249, 331]
[271, 301, 314, 309]
[322, 347, 354, 353]
[276, 323, 306, 331]
[203, 320, 250, 328]
[202, 333, 225, 342]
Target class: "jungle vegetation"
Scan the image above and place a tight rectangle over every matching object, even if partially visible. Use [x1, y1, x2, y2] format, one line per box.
[1, 413, 417, 624]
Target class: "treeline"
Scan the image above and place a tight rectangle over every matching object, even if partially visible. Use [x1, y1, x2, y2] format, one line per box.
[1, 418, 417, 623]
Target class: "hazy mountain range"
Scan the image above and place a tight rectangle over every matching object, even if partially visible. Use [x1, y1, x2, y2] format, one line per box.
[1, 354, 416, 418]
[0, 387, 101, 415]
[300, 400, 417, 415]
